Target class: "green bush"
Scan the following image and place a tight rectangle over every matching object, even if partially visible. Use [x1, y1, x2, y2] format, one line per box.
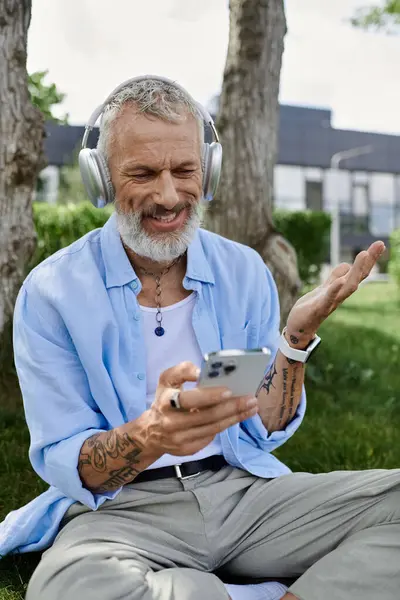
[389, 228, 400, 288]
[274, 210, 331, 285]
[31, 202, 113, 270]
[31, 204, 331, 286]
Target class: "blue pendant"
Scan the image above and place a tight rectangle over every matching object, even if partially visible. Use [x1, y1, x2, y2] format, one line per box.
[155, 326, 165, 337]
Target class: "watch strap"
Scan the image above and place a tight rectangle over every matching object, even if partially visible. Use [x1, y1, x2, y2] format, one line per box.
[279, 327, 321, 363]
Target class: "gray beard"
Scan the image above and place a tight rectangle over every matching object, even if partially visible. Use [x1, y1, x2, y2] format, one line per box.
[114, 202, 204, 263]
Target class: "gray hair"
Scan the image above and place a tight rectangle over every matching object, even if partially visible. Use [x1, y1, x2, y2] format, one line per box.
[97, 78, 204, 160]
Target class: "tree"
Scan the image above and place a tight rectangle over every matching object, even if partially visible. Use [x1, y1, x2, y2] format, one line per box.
[206, 0, 301, 322]
[28, 70, 68, 123]
[351, 1, 400, 32]
[0, 0, 45, 340]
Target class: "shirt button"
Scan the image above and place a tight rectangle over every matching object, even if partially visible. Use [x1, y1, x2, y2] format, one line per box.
[131, 280, 139, 290]
[133, 313, 140, 321]
[137, 373, 145, 381]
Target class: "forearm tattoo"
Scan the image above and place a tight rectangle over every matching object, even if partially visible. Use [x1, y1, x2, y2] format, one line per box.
[256, 353, 303, 431]
[278, 365, 298, 426]
[94, 466, 140, 492]
[78, 430, 142, 491]
[281, 367, 288, 422]
[257, 357, 278, 395]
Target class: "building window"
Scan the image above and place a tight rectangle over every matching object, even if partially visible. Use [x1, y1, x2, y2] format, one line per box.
[304, 168, 323, 182]
[369, 173, 395, 236]
[353, 171, 368, 185]
[324, 169, 352, 214]
[305, 180, 323, 211]
[274, 165, 305, 210]
[352, 183, 369, 217]
[341, 174, 370, 236]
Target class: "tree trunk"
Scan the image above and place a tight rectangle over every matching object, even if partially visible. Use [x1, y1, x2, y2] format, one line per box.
[206, 0, 301, 323]
[0, 0, 45, 339]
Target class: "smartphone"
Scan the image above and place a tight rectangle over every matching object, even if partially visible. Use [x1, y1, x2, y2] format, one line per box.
[198, 348, 272, 397]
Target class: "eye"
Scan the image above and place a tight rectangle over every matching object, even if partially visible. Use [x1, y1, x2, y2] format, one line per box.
[174, 169, 196, 178]
[132, 172, 153, 181]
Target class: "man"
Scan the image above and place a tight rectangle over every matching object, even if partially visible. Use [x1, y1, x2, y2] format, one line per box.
[1, 76, 398, 600]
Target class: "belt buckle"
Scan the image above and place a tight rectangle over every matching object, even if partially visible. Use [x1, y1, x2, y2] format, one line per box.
[174, 464, 201, 480]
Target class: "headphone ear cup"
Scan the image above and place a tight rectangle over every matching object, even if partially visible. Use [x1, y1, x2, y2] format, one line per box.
[202, 142, 223, 202]
[79, 148, 115, 208]
[96, 152, 115, 205]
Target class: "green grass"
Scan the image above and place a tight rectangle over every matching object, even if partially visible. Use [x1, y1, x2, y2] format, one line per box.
[1, 282, 400, 598]
[276, 282, 400, 471]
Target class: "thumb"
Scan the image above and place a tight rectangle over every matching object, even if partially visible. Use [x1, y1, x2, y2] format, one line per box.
[158, 361, 200, 389]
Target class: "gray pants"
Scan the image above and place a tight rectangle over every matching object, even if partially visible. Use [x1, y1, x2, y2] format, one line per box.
[26, 466, 400, 600]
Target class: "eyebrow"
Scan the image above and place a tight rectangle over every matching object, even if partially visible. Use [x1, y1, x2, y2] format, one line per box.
[120, 163, 154, 172]
[121, 160, 199, 172]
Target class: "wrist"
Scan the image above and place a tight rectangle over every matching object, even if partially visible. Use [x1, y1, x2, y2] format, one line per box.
[284, 328, 316, 350]
[127, 411, 163, 468]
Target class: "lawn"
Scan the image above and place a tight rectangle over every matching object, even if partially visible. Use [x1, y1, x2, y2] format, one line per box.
[1, 282, 399, 599]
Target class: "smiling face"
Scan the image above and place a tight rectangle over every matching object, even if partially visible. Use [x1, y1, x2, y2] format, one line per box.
[108, 103, 204, 263]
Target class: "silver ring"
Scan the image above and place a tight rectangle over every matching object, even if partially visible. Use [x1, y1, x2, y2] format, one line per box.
[170, 390, 181, 409]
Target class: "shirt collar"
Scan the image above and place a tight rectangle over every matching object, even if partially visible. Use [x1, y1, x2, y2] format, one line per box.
[101, 213, 137, 288]
[100, 213, 215, 289]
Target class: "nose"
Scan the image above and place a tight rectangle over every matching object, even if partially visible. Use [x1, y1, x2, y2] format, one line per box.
[155, 170, 180, 209]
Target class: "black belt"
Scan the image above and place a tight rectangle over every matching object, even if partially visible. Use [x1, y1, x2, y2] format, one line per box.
[134, 455, 228, 484]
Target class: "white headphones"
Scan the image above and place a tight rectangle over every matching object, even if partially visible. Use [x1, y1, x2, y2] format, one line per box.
[79, 75, 223, 208]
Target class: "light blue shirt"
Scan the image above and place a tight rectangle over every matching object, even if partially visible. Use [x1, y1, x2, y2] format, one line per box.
[0, 214, 306, 557]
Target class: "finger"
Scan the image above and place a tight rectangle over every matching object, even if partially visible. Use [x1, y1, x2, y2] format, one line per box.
[349, 242, 385, 282]
[358, 242, 385, 281]
[159, 362, 200, 388]
[367, 240, 385, 260]
[319, 242, 386, 309]
[180, 404, 259, 441]
[323, 277, 344, 304]
[331, 250, 371, 304]
[343, 250, 371, 290]
[325, 263, 351, 285]
[168, 394, 257, 430]
[175, 385, 235, 411]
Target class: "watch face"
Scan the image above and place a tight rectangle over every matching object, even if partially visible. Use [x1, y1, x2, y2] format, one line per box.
[305, 337, 322, 363]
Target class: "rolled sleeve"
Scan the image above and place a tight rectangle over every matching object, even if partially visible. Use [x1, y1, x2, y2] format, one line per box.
[13, 284, 119, 510]
[43, 429, 121, 509]
[242, 386, 306, 451]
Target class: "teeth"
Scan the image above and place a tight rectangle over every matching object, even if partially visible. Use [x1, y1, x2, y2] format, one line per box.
[153, 213, 177, 222]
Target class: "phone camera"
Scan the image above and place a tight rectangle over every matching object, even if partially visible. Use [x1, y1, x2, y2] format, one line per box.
[208, 370, 220, 378]
[211, 361, 223, 369]
[224, 362, 237, 375]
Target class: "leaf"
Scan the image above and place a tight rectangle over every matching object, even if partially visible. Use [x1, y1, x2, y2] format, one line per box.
[351, 1, 400, 33]
[27, 71, 67, 123]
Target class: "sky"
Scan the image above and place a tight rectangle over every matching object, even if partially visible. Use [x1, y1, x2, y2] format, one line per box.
[27, 0, 400, 134]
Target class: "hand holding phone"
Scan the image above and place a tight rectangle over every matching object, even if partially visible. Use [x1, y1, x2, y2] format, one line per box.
[146, 361, 260, 458]
[198, 348, 271, 398]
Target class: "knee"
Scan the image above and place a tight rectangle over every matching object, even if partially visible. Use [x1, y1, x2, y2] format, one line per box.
[26, 547, 227, 600]
[26, 546, 94, 600]
[26, 547, 70, 600]
[26, 545, 141, 600]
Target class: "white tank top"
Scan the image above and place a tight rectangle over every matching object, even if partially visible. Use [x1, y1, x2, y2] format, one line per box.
[140, 293, 223, 470]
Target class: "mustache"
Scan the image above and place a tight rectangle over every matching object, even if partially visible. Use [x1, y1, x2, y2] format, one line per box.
[140, 202, 193, 219]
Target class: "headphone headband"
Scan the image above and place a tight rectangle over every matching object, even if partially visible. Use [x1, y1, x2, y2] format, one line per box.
[82, 74, 219, 149]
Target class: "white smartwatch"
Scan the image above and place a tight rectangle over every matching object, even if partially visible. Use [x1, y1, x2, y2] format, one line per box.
[279, 327, 321, 363]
